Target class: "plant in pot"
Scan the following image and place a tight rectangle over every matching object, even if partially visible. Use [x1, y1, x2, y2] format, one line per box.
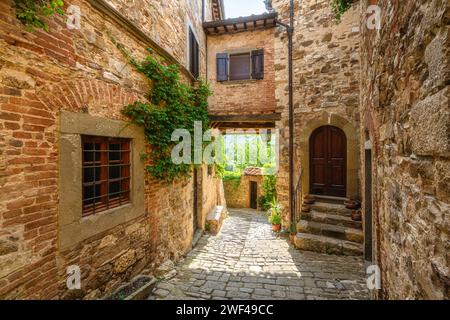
[267, 197, 282, 232]
[289, 223, 296, 243]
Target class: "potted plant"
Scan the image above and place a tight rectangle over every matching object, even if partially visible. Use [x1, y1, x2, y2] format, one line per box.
[267, 197, 282, 232]
[289, 223, 296, 243]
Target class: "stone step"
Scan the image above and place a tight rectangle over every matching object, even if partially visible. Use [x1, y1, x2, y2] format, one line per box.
[301, 210, 362, 229]
[297, 220, 364, 244]
[312, 195, 346, 205]
[309, 201, 354, 217]
[294, 233, 363, 256]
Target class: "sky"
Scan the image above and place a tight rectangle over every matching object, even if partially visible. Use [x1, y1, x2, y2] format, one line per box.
[223, 0, 267, 19]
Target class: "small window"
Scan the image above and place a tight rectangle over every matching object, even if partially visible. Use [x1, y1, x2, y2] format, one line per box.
[189, 27, 200, 78]
[216, 49, 264, 82]
[229, 53, 251, 81]
[82, 136, 131, 217]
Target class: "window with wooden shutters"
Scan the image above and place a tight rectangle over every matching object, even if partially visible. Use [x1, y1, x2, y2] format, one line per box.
[251, 49, 264, 80]
[82, 136, 131, 216]
[189, 27, 199, 78]
[216, 49, 264, 82]
[216, 53, 229, 81]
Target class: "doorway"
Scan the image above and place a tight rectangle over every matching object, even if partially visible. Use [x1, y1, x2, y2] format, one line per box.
[310, 126, 347, 197]
[250, 181, 258, 209]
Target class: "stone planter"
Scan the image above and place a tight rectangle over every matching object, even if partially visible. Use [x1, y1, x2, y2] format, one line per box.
[104, 275, 156, 300]
[272, 224, 281, 232]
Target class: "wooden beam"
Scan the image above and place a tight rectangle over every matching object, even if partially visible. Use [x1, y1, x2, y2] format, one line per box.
[209, 113, 282, 122]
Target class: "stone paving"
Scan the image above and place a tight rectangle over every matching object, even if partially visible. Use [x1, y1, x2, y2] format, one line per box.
[150, 209, 369, 300]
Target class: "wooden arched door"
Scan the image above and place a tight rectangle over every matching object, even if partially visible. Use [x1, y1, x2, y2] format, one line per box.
[310, 126, 347, 197]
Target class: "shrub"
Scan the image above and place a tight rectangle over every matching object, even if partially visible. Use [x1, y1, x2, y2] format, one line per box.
[258, 174, 277, 210]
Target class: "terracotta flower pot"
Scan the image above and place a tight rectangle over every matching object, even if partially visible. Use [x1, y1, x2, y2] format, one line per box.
[289, 233, 296, 243]
[272, 224, 281, 232]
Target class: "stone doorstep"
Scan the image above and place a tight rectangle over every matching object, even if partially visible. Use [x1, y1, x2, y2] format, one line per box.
[310, 202, 354, 217]
[301, 210, 362, 229]
[297, 220, 364, 244]
[206, 206, 227, 235]
[294, 233, 363, 256]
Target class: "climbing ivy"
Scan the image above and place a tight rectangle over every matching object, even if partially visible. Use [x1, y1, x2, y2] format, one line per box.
[122, 51, 211, 182]
[330, 0, 353, 22]
[14, 0, 65, 31]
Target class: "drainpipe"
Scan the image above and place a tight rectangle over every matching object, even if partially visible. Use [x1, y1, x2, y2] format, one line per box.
[269, 0, 295, 229]
[287, 0, 295, 231]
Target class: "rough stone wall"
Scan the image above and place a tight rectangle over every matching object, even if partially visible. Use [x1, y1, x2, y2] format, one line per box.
[198, 165, 227, 230]
[107, 0, 208, 76]
[223, 175, 263, 209]
[0, 0, 210, 299]
[360, 0, 449, 299]
[273, 0, 361, 226]
[207, 29, 276, 116]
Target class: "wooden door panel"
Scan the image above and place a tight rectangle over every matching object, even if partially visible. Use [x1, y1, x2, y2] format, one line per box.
[310, 126, 346, 197]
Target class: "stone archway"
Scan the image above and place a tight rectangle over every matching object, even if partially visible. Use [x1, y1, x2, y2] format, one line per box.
[298, 112, 360, 200]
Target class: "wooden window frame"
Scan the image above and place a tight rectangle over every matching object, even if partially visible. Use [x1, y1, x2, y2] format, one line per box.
[217, 49, 264, 82]
[82, 136, 131, 217]
[229, 52, 252, 81]
[189, 26, 200, 78]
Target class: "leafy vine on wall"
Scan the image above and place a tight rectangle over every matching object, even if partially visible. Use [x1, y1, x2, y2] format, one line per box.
[14, 0, 65, 31]
[116, 45, 211, 182]
[330, 0, 353, 21]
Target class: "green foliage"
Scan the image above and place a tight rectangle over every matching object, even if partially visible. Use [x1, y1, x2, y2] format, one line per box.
[258, 174, 277, 211]
[14, 0, 65, 31]
[122, 52, 211, 182]
[222, 170, 242, 181]
[267, 197, 282, 225]
[330, 0, 353, 21]
[222, 170, 242, 190]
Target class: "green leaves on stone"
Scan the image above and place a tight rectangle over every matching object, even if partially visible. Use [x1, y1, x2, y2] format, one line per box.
[122, 53, 211, 182]
[330, 0, 353, 22]
[14, 0, 65, 32]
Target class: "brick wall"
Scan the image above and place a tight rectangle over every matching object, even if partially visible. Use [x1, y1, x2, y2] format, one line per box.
[360, 0, 449, 299]
[0, 0, 217, 299]
[207, 29, 276, 116]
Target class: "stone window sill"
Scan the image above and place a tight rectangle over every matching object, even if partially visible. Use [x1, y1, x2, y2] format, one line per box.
[58, 110, 146, 250]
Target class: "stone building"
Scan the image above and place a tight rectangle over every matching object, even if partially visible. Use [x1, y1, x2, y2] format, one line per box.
[360, 0, 449, 299]
[0, 0, 448, 300]
[223, 167, 264, 209]
[0, 0, 226, 299]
